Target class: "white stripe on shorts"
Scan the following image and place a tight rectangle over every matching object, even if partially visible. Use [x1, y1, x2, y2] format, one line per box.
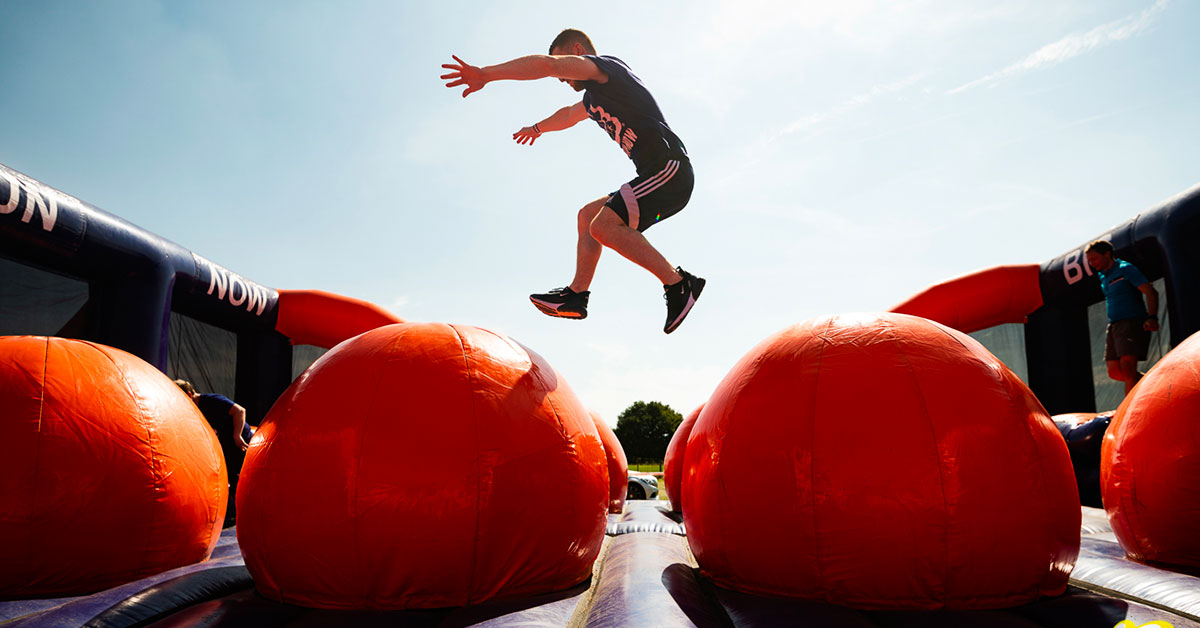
[632, 160, 680, 198]
[618, 183, 640, 230]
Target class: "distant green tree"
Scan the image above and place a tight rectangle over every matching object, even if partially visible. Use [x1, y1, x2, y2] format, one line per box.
[613, 401, 683, 465]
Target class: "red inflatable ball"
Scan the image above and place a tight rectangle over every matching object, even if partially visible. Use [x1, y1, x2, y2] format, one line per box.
[663, 403, 703, 513]
[237, 322, 609, 610]
[590, 410, 626, 514]
[683, 313, 1080, 610]
[1102, 330, 1200, 568]
[0, 336, 227, 598]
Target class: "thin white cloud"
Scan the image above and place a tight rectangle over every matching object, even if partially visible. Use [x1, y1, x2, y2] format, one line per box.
[949, 0, 1170, 94]
[712, 73, 926, 199]
[729, 203, 862, 238]
[782, 73, 927, 137]
[1062, 105, 1144, 128]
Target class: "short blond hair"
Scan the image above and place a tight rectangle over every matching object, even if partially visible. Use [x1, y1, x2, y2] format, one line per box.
[174, 379, 196, 395]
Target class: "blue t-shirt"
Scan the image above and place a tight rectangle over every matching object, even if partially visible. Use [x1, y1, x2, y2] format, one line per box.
[195, 393, 252, 450]
[1097, 259, 1150, 322]
[582, 55, 687, 176]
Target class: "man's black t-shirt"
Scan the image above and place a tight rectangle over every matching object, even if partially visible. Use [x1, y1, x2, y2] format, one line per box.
[195, 393, 252, 469]
[582, 55, 687, 176]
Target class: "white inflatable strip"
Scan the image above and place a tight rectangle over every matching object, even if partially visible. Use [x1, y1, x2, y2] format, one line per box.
[1070, 535, 1200, 623]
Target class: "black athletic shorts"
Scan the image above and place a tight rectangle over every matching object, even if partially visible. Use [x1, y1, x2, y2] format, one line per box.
[605, 158, 694, 233]
[1105, 318, 1151, 361]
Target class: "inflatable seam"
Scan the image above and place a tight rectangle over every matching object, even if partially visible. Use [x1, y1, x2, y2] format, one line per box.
[256, 367, 285, 602]
[448, 323, 483, 605]
[1117, 408, 1148, 561]
[711, 348, 765, 584]
[811, 317, 834, 603]
[87, 340, 167, 580]
[26, 337, 51, 583]
[347, 327, 396, 607]
[546, 396, 581, 592]
[933, 319, 1073, 600]
[887, 319, 952, 607]
[997, 334, 1074, 598]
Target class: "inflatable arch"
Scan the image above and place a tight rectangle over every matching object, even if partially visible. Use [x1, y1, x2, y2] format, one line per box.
[893, 182, 1200, 414]
[0, 163, 403, 420]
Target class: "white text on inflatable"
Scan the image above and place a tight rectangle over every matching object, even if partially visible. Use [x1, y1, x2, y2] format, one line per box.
[1063, 249, 1095, 285]
[0, 169, 58, 232]
[197, 256, 271, 316]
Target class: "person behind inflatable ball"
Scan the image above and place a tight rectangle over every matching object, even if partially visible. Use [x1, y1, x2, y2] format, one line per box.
[1084, 240, 1160, 396]
[175, 379, 252, 526]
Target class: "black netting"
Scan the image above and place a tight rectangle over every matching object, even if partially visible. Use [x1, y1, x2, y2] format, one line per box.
[969, 323, 1029, 384]
[166, 311, 237, 399]
[291, 344, 327, 381]
[0, 255, 90, 338]
[1088, 278, 1170, 412]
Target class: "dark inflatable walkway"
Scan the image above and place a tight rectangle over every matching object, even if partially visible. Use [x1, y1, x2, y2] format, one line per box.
[3, 502, 1198, 628]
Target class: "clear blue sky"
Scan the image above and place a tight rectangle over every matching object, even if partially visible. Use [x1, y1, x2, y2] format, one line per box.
[3, 1, 1197, 424]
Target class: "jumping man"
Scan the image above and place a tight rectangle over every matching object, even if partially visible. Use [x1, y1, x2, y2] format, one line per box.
[441, 29, 704, 334]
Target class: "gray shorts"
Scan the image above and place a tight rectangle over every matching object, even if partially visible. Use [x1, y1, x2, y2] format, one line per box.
[1105, 318, 1150, 361]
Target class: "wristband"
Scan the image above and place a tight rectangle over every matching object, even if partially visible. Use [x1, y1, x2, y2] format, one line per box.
[532, 123, 542, 135]
[1147, 314, 1158, 321]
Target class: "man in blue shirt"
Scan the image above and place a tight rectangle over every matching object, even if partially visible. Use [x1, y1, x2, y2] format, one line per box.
[441, 29, 704, 334]
[1084, 240, 1160, 395]
[175, 379, 251, 527]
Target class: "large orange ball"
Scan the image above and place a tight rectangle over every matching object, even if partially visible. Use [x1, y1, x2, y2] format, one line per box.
[590, 410, 627, 514]
[663, 403, 703, 513]
[236, 323, 609, 609]
[0, 336, 226, 597]
[1102, 330, 1200, 568]
[683, 314, 1080, 609]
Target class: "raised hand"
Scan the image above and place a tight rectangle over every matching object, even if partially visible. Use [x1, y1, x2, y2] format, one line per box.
[513, 125, 542, 146]
[441, 55, 487, 98]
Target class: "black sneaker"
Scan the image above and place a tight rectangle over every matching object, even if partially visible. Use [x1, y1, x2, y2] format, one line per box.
[663, 267, 705, 334]
[530, 287, 589, 319]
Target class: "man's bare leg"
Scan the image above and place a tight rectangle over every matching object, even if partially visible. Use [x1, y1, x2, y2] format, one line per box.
[535, 201, 701, 332]
[1118, 355, 1142, 394]
[588, 206, 682, 286]
[568, 197, 609, 293]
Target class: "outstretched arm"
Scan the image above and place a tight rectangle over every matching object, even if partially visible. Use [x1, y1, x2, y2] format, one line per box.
[229, 403, 249, 451]
[514, 101, 589, 145]
[441, 55, 606, 97]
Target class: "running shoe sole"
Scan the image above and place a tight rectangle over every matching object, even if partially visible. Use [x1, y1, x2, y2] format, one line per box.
[530, 297, 587, 319]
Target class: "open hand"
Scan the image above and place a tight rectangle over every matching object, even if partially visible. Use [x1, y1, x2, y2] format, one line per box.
[441, 55, 486, 97]
[513, 126, 541, 145]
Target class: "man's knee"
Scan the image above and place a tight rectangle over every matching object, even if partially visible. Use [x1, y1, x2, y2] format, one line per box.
[588, 206, 625, 243]
[578, 199, 608, 234]
[1106, 361, 1125, 382]
[1119, 356, 1139, 377]
[577, 206, 594, 234]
